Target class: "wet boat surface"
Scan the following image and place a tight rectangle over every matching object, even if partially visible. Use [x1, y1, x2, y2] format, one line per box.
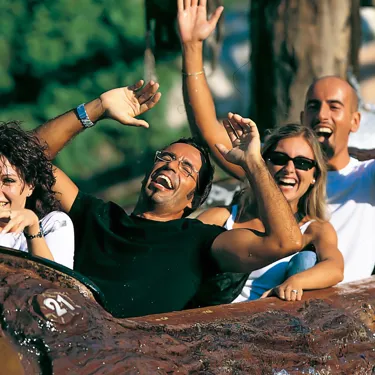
[0, 247, 374, 374]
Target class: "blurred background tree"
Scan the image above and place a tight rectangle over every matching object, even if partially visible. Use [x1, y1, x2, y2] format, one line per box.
[0, 0, 189, 205]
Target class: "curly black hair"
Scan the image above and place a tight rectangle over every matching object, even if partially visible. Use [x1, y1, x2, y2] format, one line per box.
[168, 137, 215, 217]
[0, 121, 60, 219]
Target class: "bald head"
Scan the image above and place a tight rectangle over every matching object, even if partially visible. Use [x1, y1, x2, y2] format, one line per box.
[306, 76, 359, 112]
[301, 75, 361, 169]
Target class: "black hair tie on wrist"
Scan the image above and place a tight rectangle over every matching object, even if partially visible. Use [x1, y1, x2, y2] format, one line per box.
[24, 223, 44, 240]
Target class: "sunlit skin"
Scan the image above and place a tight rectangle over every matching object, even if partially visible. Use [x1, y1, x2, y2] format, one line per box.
[0, 156, 41, 237]
[266, 136, 316, 214]
[0, 156, 54, 262]
[134, 143, 203, 221]
[301, 76, 361, 171]
[0, 157, 33, 213]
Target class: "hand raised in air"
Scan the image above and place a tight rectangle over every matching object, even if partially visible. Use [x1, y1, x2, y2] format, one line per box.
[215, 113, 262, 169]
[99, 80, 162, 128]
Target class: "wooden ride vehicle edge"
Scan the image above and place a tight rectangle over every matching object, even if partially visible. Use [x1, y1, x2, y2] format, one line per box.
[0, 246, 375, 374]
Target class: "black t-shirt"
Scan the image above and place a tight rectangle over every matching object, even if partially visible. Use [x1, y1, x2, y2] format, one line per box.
[69, 192, 225, 318]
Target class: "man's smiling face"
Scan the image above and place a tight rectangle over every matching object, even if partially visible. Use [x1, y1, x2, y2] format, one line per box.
[143, 142, 202, 214]
[301, 77, 360, 165]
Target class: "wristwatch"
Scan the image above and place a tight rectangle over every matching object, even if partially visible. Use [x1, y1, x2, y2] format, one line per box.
[76, 103, 95, 128]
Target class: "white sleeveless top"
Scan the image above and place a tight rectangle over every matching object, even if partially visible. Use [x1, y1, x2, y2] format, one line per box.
[224, 205, 314, 302]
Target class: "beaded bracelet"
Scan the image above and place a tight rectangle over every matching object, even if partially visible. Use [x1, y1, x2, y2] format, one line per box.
[24, 224, 44, 241]
[182, 70, 205, 76]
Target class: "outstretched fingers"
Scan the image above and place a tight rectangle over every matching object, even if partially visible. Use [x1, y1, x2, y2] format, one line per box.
[230, 113, 246, 133]
[140, 91, 162, 114]
[216, 118, 241, 162]
[199, 0, 207, 8]
[222, 118, 240, 143]
[124, 118, 150, 128]
[127, 91, 162, 128]
[135, 81, 159, 103]
[230, 113, 259, 138]
[184, 0, 191, 10]
[226, 112, 254, 140]
[208, 5, 224, 26]
[177, 0, 183, 12]
[128, 80, 144, 92]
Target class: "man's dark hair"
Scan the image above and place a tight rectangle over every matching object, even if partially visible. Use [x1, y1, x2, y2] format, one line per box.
[0, 121, 61, 219]
[168, 137, 214, 216]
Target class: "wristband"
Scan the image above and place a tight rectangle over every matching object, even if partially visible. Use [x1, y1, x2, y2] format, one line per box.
[76, 103, 95, 128]
[24, 223, 44, 241]
[182, 69, 205, 77]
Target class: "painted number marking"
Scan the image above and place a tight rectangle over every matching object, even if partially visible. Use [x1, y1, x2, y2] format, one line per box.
[43, 294, 76, 317]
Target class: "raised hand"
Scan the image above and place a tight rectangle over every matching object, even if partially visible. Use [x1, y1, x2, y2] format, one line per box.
[0, 208, 39, 235]
[177, 0, 224, 44]
[99, 80, 161, 128]
[215, 113, 262, 169]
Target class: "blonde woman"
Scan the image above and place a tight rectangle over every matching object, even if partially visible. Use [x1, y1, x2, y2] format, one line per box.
[198, 121, 343, 301]
[177, 0, 343, 302]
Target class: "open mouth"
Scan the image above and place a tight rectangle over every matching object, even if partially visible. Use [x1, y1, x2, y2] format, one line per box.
[314, 126, 333, 139]
[277, 177, 297, 188]
[0, 202, 9, 208]
[152, 175, 174, 190]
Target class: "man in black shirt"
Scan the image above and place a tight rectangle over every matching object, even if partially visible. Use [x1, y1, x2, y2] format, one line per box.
[34, 80, 302, 318]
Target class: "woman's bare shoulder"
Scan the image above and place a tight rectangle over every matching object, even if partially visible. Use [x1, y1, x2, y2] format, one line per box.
[304, 220, 337, 240]
[197, 206, 232, 226]
[305, 219, 334, 231]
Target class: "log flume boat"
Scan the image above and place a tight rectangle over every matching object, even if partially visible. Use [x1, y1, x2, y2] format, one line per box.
[0, 246, 374, 374]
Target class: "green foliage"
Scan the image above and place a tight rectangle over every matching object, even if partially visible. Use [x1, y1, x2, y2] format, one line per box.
[0, 0, 188, 196]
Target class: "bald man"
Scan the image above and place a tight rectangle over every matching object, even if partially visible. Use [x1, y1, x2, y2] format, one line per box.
[300, 76, 375, 283]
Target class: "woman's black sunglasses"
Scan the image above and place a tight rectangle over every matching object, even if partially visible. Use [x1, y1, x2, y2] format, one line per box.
[264, 151, 317, 171]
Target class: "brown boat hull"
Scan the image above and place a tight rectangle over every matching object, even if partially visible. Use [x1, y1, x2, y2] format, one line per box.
[0, 247, 374, 374]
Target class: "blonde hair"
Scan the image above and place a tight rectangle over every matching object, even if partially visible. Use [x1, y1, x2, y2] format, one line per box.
[238, 123, 328, 222]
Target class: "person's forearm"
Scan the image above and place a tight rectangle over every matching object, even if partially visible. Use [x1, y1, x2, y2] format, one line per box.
[35, 98, 104, 160]
[27, 238, 54, 262]
[348, 147, 375, 161]
[288, 260, 343, 289]
[243, 159, 302, 252]
[183, 42, 214, 136]
[182, 42, 244, 179]
[26, 222, 54, 261]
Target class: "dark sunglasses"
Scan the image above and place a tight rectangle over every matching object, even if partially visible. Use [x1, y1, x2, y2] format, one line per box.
[264, 151, 316, 171]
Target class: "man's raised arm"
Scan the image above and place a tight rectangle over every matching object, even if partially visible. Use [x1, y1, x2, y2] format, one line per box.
[35, 80, 161, 159]
[33, 80, 161, 213]
[211, 114, 302, 273]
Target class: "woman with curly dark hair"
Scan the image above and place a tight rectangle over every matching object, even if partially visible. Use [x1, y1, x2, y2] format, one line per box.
[0, 121, 74, 268]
